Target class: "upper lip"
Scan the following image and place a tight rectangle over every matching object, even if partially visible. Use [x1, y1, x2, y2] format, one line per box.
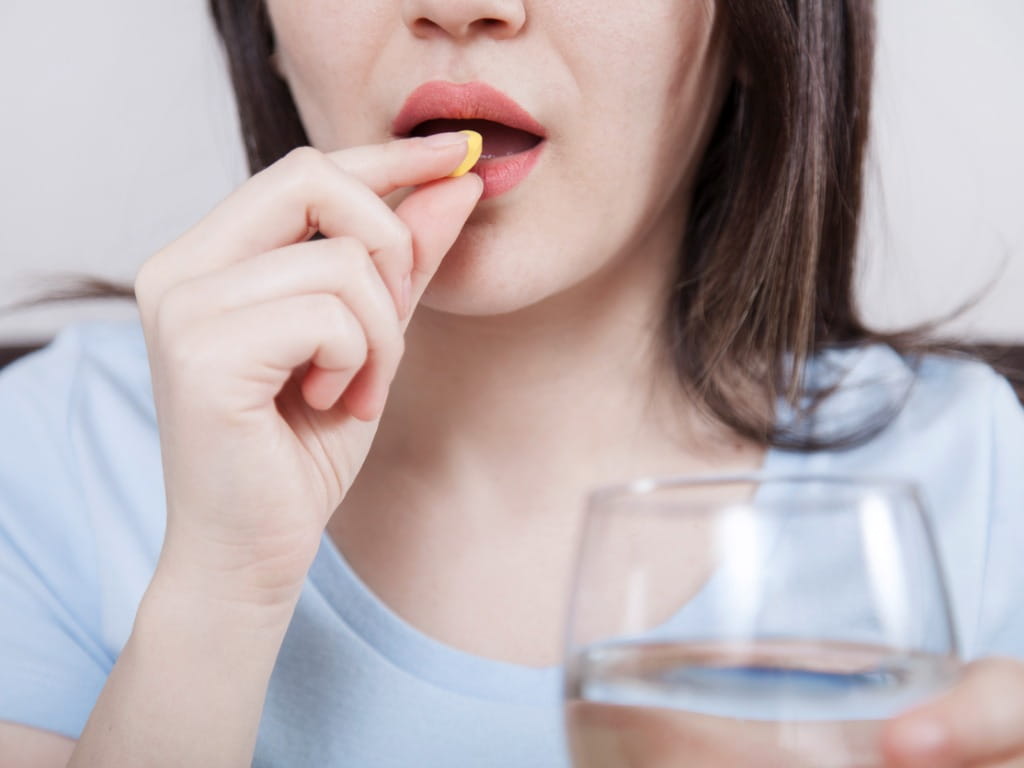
[392, 81, 547, 140]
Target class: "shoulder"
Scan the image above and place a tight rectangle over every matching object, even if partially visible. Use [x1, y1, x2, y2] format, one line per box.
[0, 320, 160, 738]
[0, 318, 158, 513]
[781, 343, 1020, 459]
[785, 346, 1023, 518]
[0, 318, 163, 656]
[0, 319, 155, 472]
[0, 318, 146, 514]
[788, 344, 1024, 658]
[876, 349, 1022, 515]
[898, 350, 1020, 439]
[1, 317, 151, 405]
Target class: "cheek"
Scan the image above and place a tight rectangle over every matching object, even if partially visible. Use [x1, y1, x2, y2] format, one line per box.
[566, 3, 728, 221]
[266, 2, 384, 148]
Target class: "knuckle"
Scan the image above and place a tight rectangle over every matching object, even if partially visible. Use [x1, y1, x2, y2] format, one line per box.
[339, 237, 386, 292]
[164, 325, 210, 382]
[324, 236, 369, 286]
[359, 252, 404, 327]
[334, 234, 369, 260]
[310, 295, 363, 352]
[348, 322, 371, 361]
[284, 145, 326, 169]
[384, 218, 414, 260]
[281, 147, 330, 192]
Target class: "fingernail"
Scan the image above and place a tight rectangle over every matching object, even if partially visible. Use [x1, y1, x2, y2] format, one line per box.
[422, 131, 469, 149]
[449, 130, 483, 178]
[401, 274, 412, 319]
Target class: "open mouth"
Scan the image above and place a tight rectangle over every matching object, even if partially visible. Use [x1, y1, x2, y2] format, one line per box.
[394, 82, 548, 198]
[409, 119, 544, 161]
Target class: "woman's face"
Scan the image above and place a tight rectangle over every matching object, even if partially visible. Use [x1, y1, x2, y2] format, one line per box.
[267, 1, 731, 317]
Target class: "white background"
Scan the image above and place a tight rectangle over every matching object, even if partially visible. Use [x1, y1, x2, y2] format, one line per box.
[1, 0, 1021, 343]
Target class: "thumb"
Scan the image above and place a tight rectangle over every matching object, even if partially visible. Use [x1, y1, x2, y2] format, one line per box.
[394, 172, 483, 322]
[881, 658, 1024, 768]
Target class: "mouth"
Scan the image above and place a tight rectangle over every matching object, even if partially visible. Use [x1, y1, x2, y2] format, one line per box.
[409, 119, 543, 161]
[393, 81, 548, 200]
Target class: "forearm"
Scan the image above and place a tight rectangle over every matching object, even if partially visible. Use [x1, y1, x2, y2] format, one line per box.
[68, 566, 297, 767]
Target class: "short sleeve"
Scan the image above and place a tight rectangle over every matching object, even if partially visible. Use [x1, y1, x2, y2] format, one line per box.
[0, 330, 113, 739]
[974, 374, 1024, 657]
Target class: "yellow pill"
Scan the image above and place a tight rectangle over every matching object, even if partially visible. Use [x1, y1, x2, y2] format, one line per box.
[449, 130, 483, 178]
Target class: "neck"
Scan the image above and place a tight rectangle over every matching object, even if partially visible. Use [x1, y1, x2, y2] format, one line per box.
[352, 222, 763, 520]
[326, 212, 767, 666]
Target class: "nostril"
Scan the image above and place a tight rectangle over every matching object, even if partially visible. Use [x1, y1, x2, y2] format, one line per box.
[411, 17, 443, 35]
[411, 17, 497, 38]
[406, 12, 522, 41]
[477, 18, 512, 33]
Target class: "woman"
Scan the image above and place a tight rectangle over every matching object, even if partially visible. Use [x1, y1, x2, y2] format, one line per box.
[1, 0, 1022, 765]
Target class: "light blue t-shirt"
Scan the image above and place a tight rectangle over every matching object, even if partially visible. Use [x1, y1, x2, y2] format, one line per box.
[0, 319, 1022, 765]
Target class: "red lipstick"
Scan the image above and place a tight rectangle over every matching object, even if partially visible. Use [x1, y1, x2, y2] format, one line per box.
[393, 81, 547, 199]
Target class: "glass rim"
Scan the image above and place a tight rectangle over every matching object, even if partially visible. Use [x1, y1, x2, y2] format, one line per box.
[586, 472, 922, 510]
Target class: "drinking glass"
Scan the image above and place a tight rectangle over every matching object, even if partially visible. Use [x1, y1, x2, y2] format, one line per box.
[564, 475, 961, 768]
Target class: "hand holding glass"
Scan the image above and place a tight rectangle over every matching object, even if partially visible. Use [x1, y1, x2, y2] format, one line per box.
[564, 476, 961, 768]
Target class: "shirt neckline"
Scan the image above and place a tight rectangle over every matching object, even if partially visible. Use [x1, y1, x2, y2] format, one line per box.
[308, 446, 797, 705]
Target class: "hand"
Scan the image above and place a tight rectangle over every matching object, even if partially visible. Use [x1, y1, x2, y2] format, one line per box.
[883, 658, 1024, 767]
[134, 134, 482, 609]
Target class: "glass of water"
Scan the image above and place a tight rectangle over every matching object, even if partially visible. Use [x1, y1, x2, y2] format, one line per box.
[564, 475, 961, 768]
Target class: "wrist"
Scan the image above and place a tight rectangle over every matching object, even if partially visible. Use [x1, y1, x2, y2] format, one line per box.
[154, 521, 320, 615]
[145, 553, 305, 633]
[75, 555, 297, 767]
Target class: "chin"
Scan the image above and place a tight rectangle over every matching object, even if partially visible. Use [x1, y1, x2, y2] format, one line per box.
[416, 234, 561, 318]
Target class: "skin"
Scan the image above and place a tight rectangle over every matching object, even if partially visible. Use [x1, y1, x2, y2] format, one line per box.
[2, 1, 1022, 766]
[269, 0, 753, 667]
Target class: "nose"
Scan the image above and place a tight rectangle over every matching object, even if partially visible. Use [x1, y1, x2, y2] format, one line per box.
[401, 0, 527, 42]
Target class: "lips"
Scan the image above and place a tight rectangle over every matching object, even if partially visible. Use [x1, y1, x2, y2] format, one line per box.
[393, 81, 547, 199]
[411, 119, 542, 160]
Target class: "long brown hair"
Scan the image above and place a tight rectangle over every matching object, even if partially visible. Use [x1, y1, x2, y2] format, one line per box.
[13, 1, 946, 449]
[209, 0, 894, 448]
[676, 0, 883, 447]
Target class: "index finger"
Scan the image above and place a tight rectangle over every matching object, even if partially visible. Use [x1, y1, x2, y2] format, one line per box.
[203, 132, 473, 260]
[138, 134, 474, 311]
[328, 131, 478, 197]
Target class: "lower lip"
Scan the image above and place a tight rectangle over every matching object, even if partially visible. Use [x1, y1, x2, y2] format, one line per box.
[474, 141, 546, 200]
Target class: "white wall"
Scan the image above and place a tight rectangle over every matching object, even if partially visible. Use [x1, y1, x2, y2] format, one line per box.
[0, 0, 247, 341]
[1, 1, 1021, 343]
[860, 0, 1024, 340]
